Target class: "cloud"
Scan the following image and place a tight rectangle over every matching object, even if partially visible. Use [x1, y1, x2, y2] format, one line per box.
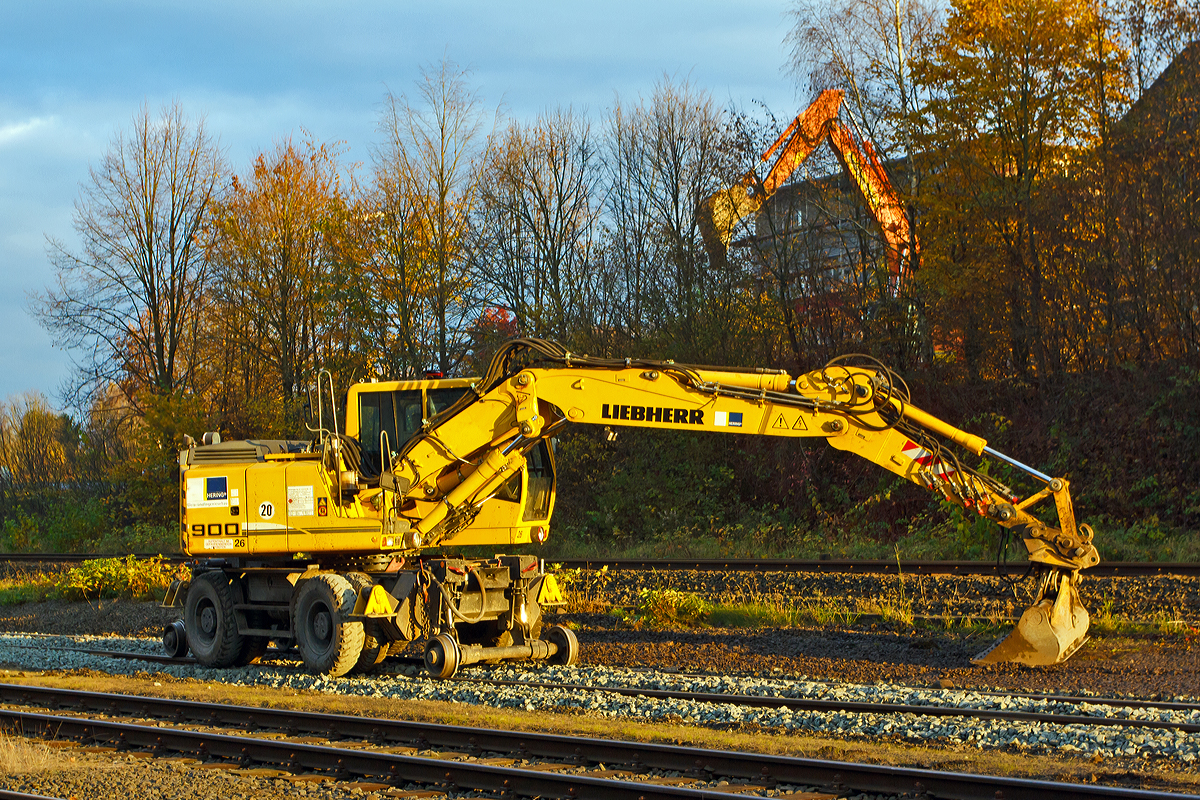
[0, 117, 53, 148]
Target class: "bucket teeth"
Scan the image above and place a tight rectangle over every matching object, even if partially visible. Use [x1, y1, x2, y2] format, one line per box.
[972, 572, 1090, 666]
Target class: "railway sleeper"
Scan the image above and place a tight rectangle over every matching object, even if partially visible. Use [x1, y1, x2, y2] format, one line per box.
[167, 555, 574, 679]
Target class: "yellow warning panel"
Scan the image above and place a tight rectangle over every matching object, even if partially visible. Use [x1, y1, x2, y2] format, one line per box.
[537, 574, 566, 606]
[355, 585, 399, 616]
[772, 414, 788, 429]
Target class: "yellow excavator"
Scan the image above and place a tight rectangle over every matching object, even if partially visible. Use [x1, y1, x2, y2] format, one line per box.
[699, 89, 914, 287]
[169, 339, 1098, 677]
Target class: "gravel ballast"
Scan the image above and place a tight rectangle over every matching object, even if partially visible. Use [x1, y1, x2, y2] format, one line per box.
[0, 632, 1197, 767]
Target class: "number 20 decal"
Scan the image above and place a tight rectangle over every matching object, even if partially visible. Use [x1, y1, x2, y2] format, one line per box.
[259, 501, 275, 520]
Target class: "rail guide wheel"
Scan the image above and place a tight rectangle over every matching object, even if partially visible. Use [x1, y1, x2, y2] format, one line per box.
[546, 624, 580, 666]
[292, 573, 365, 677]
[161, 619, 188, 658]
[424, 633, 461, 679]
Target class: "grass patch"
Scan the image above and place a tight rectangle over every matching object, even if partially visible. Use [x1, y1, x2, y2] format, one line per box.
[0, 731, 58, 773]
[609, 589, 932, 632]
[54, 555, 179, 601]
[0, 577, 55, 606]
[706, 598, 861, 629]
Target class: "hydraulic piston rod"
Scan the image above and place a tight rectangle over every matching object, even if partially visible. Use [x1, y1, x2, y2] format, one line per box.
[983, 446, 1054, 485]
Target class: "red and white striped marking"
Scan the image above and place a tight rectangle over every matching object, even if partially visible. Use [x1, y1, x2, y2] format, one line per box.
[902, 440, 956, 477]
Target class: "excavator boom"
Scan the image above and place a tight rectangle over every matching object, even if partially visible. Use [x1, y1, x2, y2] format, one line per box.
[387, 339, 1098, 667]
[699, 90, 914, 287]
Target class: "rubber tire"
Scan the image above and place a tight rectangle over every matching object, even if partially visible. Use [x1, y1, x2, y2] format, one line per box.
[185, 571, 245, 668]
[546, 624, 580, 666]
[345, 572, 389, 674]
[424, 632, 461, 679]
[292, 573, 365, 677]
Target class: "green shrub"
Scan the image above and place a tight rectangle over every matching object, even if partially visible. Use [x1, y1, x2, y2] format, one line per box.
[617, 589, 710, 628]
[53, 556, 178, 601]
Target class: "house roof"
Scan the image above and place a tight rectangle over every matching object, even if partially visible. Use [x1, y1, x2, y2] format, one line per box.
[1114, 40, 1200, 153]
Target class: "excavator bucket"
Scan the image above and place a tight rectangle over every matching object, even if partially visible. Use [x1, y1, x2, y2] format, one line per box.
[698, 184, 761, 267]
[972, 572, 1090, 666]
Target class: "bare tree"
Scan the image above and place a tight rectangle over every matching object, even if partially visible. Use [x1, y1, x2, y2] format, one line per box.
[374, 59, 498, 375]
[601, 78, 734, 360]
[788, 0, 941, 160]
[472, 108, 602, 340]
[35, 103, 223, 409]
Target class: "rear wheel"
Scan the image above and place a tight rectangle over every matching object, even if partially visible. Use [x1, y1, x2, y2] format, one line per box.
[292, 574, 364, 677]
[185, 571, 245, 667]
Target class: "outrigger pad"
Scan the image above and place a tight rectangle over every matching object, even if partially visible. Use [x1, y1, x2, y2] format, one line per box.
[972, 573, 1090, 666]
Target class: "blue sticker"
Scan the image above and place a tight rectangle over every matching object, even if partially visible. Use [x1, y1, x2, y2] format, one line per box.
[206, 476, 229, 502]
[728, 412, 743, 428]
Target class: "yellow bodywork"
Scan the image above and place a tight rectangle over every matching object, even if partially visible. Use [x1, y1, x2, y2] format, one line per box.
[181, 376, 553, 559]
[180, 337, 1098, 666]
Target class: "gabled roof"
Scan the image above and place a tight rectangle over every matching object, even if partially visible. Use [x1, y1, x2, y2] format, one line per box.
[1114, 40, 1200, 153]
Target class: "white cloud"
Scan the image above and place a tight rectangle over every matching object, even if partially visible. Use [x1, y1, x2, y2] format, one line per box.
[0, 117, 53, 148]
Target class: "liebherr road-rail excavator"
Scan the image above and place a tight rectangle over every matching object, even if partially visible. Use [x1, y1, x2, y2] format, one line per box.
[167, 339, 1099, 678]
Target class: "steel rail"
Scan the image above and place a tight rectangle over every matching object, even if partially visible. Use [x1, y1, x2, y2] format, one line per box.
[51, 646, 1200, 723]
[0, 686, 1191, 800]
[58, 642, 1200, 719]
[0, 553, 1195, 577]
[441, 676, 1200, 733]
[553, 558, 1200, 576]
[0, 793, 64, 800]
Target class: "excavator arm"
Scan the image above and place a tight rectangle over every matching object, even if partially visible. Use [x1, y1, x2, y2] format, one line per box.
[699, 90, 914, 288]
[382, 339, 1098, 667]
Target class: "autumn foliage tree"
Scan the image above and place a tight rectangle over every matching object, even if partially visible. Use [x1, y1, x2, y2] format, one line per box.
[207, 138, 364, 435]
[23, 17, 1200, 549]
[912, 0, 1128, 381]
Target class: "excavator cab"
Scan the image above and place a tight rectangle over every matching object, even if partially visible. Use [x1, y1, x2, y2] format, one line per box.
[346, 377, 556, 547]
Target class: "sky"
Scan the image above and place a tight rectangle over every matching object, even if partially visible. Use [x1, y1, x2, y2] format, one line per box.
[0, 0, 800, 407]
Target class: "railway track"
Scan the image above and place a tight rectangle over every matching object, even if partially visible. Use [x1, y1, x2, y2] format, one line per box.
[58, 646, 1200, 736]
[0, 552, 1197, 576]
[0, 683, 1192, 800]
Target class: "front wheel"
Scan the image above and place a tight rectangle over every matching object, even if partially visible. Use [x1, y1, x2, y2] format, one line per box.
[292, 574, 364, 677]
[185, 571, 244, 667]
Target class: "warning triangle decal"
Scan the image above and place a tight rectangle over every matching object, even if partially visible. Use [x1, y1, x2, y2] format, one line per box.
[772, 414, 789, 430]
[792, 416, 808, 430]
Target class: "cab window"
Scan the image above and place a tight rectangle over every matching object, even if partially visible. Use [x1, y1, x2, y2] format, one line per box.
[359, 390, 422, 476]
[522, 441, 554, 521]
[427, 387, 469, 418]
